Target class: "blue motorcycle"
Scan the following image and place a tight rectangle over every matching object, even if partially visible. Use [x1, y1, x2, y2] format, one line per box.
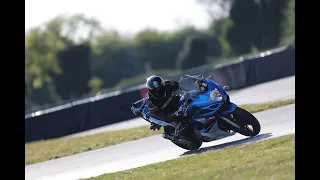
[131, 74, 261, 151]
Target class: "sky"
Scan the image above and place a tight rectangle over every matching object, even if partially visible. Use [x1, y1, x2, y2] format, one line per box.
[25, 0, 223, 36]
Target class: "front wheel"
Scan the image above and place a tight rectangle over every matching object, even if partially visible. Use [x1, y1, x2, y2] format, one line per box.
[231, 107, 261, 136]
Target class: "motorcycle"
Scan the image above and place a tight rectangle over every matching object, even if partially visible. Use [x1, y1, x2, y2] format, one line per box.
[131, 74, 261, 151]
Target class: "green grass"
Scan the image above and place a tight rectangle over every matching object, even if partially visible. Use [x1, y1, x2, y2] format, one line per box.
[83, 134, 295, 180]
[239, 98, 295, 114]
[25, 98, 295, 166]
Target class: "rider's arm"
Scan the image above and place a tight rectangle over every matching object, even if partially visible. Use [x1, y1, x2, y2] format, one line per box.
[147, 100, 179, 123]
[164, 80, 179, 92]
[147, 100, 168, 120]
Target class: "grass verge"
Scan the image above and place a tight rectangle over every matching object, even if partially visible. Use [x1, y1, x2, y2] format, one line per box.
[25, 98, 295, 166]
[83, 134, 295, 180]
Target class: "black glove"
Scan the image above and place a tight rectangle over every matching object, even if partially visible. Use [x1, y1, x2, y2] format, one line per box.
[150, 123, 161, 131]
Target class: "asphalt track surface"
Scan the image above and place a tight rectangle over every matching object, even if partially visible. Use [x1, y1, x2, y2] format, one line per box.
[25, 76, 295, 180]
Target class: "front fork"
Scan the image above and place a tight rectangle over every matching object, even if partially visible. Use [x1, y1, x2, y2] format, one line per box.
[216, 114, 240, 130]
[216, 101, 240, 131]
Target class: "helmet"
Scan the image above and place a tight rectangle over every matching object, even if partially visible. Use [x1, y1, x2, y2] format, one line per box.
[146, 75, 166, 99]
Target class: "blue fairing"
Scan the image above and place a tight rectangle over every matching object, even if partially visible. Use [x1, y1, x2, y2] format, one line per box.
[184, 78, 237, 119]
[220, 102, 237, 116]
[141, 77, 238, 127]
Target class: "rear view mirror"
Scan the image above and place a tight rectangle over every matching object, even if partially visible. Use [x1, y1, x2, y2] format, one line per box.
[223, 85, 229, 91]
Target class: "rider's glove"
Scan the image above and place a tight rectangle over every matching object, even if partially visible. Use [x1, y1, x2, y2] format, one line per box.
[150, 123, 161, 131]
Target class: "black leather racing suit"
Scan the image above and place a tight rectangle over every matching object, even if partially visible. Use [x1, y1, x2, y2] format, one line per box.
[146, 80, 182, 129]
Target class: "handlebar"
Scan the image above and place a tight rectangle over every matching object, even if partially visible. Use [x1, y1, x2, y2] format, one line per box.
[183, 74, 211, 81]
[184, 74, 203, 80]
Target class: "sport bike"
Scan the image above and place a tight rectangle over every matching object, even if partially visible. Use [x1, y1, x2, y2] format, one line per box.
[131, 74, 261, 151]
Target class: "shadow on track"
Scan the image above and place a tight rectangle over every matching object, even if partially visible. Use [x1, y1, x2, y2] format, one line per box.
[180, 133, 273, 157]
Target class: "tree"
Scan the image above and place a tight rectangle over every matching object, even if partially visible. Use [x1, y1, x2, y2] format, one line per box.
[55, 44, 92, 99]
[133, 28, 178, 70]
[197, 0, 233, 22]
[208, 17, 232, 56]
[25, 27, 63, 109]
[256, 0, 289, 49]
[280, 0, 295, 45]
[25, 14, 107, 110]
[176, 37, 208, 70]
[226, 0, 261, 55]
[90, 38, 144, 89]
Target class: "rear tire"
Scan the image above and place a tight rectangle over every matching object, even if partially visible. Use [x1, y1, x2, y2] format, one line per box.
[164, 126, 202, 151]
[231, 107, 261, 136]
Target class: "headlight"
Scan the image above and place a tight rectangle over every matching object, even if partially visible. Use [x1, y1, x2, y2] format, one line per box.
[208, 88, 223, 101]
[215, 93, 223, 101]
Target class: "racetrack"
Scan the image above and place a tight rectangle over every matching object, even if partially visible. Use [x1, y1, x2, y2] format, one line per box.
[66, 75, 295, 138]
[25, 76, 295, 180]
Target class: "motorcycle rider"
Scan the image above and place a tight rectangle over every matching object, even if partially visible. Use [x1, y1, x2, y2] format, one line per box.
[145, 75, 182, 131]
[132, 75, 209, 134]
[131, 75, 187, 133]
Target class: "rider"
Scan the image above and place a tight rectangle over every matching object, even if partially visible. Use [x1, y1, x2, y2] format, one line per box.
[144, 75, 183, 131]
[145, 74, 211, 129]
[132, 75, 208, 134]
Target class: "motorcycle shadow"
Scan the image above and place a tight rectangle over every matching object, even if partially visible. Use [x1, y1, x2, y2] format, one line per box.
[180, 133, 273, 157]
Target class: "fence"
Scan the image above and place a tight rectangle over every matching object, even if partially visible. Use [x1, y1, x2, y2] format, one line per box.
[25, 45, 295, 143]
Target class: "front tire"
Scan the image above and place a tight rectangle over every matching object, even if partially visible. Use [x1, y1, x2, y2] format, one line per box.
[164, 126, 202, 151]
[231, 107, 261, 136]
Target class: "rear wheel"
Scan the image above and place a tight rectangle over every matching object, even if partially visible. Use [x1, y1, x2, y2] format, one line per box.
[231, 107, 261, 136]
[164, 126, 202, 151]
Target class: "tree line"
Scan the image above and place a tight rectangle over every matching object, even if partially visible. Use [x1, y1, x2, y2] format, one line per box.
[25, 0, 295, 111]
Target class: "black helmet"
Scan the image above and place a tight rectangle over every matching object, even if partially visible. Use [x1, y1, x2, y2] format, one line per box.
[146, 75, 166, 99]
